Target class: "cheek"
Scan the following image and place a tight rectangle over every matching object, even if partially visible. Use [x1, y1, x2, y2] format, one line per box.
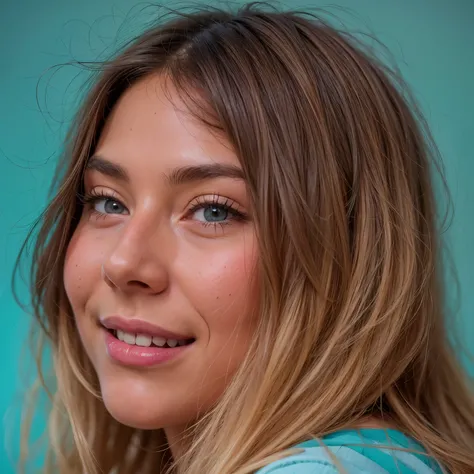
[63, 226, 106, 314]
[183, 238, 260, 347]
[182, 243, 259, 407]
[63, 232, 85, 309]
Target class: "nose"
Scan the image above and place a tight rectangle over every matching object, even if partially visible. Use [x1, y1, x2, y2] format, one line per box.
[101, 226, 169, 295]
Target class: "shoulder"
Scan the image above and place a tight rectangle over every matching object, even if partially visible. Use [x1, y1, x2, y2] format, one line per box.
[255, 444, 387, 473]
[255, 429, 443, 474]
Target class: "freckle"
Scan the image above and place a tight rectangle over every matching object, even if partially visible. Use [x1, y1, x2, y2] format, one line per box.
[129, 128, 133, 131]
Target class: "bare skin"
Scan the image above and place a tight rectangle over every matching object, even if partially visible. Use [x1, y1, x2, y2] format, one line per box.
[64, 75, 259, 455]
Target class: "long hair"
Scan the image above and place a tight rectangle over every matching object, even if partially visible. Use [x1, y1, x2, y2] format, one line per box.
[15, 4, 474, 473]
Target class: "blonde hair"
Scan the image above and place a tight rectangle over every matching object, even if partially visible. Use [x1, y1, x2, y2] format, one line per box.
[15, 4, 474, 473]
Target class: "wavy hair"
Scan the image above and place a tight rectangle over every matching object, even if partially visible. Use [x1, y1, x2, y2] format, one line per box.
[15, 4, 474, 473]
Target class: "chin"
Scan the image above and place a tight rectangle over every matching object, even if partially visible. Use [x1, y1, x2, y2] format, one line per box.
[97, 373, 198, 430]
[105, 405, 165, 430]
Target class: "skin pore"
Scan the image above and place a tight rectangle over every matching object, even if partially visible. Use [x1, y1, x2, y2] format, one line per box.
[63, 74, 259, 456]
[17, 7, 474, 472]
[62, 72, 392, 464]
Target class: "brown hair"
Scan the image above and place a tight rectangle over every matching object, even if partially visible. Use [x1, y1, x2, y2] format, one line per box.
[16, 3, 474, 473]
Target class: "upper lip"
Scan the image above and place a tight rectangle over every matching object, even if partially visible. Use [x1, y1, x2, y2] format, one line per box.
[100, 315, 194, 340]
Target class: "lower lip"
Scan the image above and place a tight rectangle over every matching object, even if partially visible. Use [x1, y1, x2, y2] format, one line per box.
[104, 330, 193, 367]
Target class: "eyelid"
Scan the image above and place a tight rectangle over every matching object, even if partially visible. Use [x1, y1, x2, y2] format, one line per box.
[184, 195, 249, 232]
[81, 188, 117, 203]
[81, 188, 129, 214]
[187, 194, 245, 212]
[81, 188, 249, 227]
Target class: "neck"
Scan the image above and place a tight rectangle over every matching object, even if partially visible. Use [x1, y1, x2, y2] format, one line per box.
[164, 424, 191, 460]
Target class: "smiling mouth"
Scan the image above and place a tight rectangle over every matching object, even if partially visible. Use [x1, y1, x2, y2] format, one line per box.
[106, 328, 195, 348]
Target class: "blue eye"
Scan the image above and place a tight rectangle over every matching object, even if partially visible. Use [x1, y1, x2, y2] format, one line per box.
[193, 204, 229, 223]
[82, 190, 128, 216]
[187, 196, 247, 229]
[94, 198, 127, 215]
[81, 191, 247, 229]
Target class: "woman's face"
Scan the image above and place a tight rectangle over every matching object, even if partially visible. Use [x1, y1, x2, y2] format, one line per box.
[64, 74, 259, 439]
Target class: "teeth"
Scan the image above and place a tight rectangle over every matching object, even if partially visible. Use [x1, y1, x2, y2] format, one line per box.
[152, 336, 166, 347]
[123, 332, 136, 345]
[116, 330, 190, 348]
[135, 334, 152, 347]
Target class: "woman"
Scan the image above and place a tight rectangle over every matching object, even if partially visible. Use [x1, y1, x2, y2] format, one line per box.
[16, 4, 474, 473]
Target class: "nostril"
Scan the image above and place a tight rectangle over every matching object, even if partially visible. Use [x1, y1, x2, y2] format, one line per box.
[129, 280, 150, 289]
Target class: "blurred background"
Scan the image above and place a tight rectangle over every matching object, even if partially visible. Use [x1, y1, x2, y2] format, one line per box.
[1, 0, 473, 471]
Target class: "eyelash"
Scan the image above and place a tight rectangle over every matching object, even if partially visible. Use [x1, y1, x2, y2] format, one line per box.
[80, 189, 120, 221]
[187, 194, 247, 229]
[80, 189, 248, 229]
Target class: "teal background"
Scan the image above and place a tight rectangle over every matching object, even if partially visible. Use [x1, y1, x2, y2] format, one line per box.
[1, 0, 473, 471]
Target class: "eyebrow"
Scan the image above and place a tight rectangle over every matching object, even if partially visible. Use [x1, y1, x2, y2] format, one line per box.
[86, 155, 245, 185]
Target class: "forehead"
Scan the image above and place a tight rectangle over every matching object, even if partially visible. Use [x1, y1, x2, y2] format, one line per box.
[93, 74, 239, 175]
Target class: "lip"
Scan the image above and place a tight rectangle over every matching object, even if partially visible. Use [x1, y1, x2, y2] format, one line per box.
[100, 315, 193, 340]
[103, 330, 193, 367]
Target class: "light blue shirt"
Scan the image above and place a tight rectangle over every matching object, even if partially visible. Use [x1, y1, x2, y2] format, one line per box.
[256, 429, 444, 473]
